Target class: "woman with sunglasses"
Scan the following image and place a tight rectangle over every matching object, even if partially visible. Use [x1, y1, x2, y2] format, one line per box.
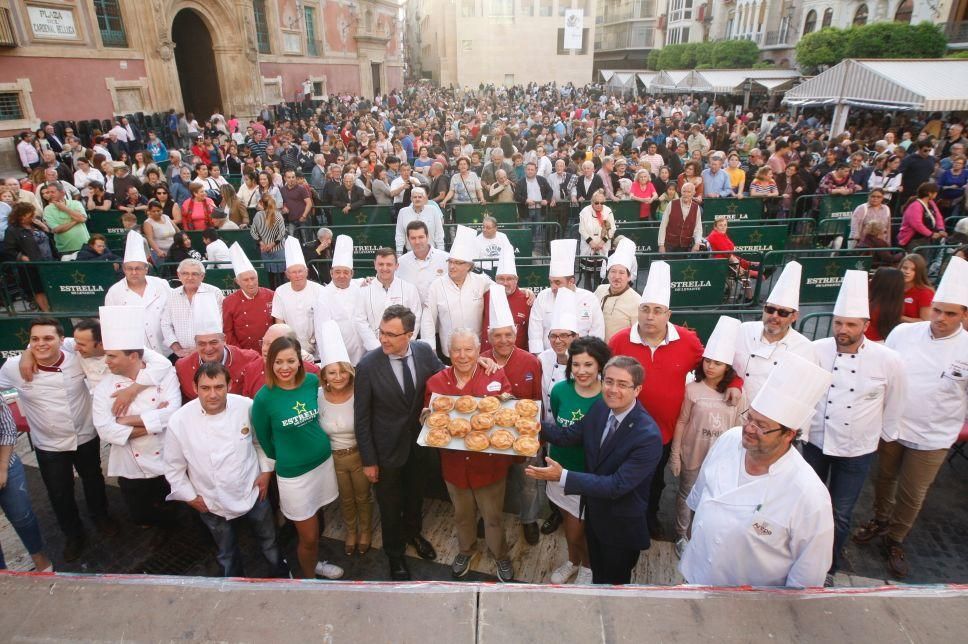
[578, 189, 616, 260]
[153, 185, 182, 226]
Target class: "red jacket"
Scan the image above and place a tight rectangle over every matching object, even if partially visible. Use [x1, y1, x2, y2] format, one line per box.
[425, 366, 513, 489]
[175, 345, 260, 402]
[482, 347, 541, 401]
[239, 354, 320, 399]
[480, 287, 531, 352]
[222, 287, 275, 353]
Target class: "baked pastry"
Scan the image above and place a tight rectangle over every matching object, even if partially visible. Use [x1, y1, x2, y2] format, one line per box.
[455, 396, 478, 413]
[448, 417, 472, 438]
[464, 431, 490, 451]
[515, 399, 539, 418]
[427, 412, 451, 429]
[478, 396, 502, 413]
[513, 435, 540, 456]
[515, 418, 540, 436]
[432, 396, 456, 412]
[489, 429, 515, 450]
[426, 428, 452, 448]
[493, 408, 519, 427]
[470, 413, 495, 431]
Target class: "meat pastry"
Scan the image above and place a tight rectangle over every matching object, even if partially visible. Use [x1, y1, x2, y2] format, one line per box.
[455, 396, 478, 413]
[426, 428, 452, 447]
[470, 413, 495, 431]
[513, 435, 539, 456]
[478, 396, 502, 413]
[427, 412, 451, 429]
[448, 417, 472, 437]
[489, 429, 515, 450]
[515, 399, 539, 418]
[432, 396, 456, 412]
[493, 408, 519, 427]
[464, 431, 490, 451]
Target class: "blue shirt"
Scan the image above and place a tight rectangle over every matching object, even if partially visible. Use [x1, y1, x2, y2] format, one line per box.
[701, 168, 734, 198]
[0, 201, 9, 241]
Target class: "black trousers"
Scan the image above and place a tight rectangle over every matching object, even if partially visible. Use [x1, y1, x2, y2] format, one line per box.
[373, 443, 429, 559]
[648, 442, 672, 520]
[586, 526, 641, 585]
[34, 438, 109, 538]
[118, 476, 171, 526]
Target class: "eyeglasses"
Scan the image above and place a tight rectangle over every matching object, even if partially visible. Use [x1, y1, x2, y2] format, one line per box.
[548, 332, 577, 342]
[740, 409, 786, 436]
[603, 378, 636, 390]
[593, 202, 605, 206]
[763, 305, 794, 318]
[378, 328, 411, 339]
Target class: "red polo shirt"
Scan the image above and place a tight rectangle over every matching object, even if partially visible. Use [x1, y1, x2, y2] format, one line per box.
[175, 345, 260, 402]
[222, 287, 275, 353]
[480, 287, 531, 352]
[239, 354, 320, 399]
[482, 347, 542, 401]
[424, 366, 513, 489]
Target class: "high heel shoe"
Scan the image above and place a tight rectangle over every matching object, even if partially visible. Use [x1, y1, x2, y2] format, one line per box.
[357, 531, 371, 555]
[344, 536, 357, 556]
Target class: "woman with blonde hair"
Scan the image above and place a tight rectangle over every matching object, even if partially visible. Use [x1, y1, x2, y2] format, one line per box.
[250, 193, 287, 287]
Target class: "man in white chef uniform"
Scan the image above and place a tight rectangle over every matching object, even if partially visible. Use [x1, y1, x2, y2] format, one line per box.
[804, 271, 906, 585]
[164, 361, 288, 577]
[92, 306, 182, 527]
[733, 260, 818, 401]
[528, 238, 605, 353]
[317, 235, 365, 364]
[681, 352, 835, 588]
[271, 236, 325, 358]
[354, 247, 423, 352]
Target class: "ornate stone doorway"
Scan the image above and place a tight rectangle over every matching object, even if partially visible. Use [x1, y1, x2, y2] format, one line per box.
[171, 9, 223, 119]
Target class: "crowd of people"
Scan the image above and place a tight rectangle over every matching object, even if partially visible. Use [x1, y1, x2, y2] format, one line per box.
[0, 82, 966, 588]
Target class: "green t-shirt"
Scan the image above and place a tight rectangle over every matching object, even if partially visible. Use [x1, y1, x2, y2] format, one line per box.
[549, 380, 602, 473]
[251, 373, 332, 478]
[43, 200, 90, 253]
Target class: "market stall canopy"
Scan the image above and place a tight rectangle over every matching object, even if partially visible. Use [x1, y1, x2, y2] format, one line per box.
[636, 72, 659, 91]
[652, 70, 692, 92]
[683, 69, 801, 93]
[783, 59, 968, 112]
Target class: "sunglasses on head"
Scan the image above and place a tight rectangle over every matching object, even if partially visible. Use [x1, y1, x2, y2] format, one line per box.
[763, 305, 794, 318]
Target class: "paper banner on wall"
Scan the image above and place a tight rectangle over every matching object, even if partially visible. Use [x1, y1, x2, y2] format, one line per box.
[564, 9, 583, 49]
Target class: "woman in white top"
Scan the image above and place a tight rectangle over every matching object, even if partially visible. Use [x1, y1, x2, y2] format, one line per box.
[577, 189, 616, 257]
[370, 165, 393, 206]
[131, 151, 151, 180]
[318, 355, 373, 556]
[142, 199, 179, 262]
[73, 158, 104, 198]
[236, 171, 260, 210]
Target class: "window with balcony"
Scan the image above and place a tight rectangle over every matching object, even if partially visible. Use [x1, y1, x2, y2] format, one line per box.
[803, 9, 816, 34]
[305, 6, 319, 56]
[254, 0, 271, 53]
[822, 8, 833, 27]
[853, 4, 868, 26]
[630, 21, 653, 48]
[669, 0, 693, 23]
[894, 0, 913, 23]
[637, 0, 656, 18]
[94, 0, 127, 48]
[0, 92, 23, 121]
[666, 25, 688, 44]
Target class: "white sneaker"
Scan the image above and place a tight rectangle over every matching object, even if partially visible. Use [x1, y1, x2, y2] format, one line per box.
[549, 560, 578, 584]
[314, 560, 344, 579]
[675, 537, 688, 559]
[574, 566, 593, 585]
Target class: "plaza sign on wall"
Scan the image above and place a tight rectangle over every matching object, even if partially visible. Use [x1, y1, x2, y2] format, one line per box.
[563, 9, 583, 49]
[27, 6, 77, 40]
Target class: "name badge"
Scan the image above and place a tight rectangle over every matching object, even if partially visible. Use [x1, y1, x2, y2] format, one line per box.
[486, 381, 502, 392]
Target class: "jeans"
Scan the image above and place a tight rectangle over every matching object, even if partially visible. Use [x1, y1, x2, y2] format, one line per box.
[34, 438, 109, 538]
[648, 442, 673, 520]
[528, 207, 547, 255]
[198, 498, 284, 577]
[802, 443, 875, 572]
[0, 455, 45, 568]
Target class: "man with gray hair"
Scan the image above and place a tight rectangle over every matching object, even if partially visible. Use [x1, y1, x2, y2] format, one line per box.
[165, 150, 191, 186]
[302, 226, 333, 283]
[395, 187, 445, 253]
[161, 258, 225, 357]
[481, 149, 514, 201]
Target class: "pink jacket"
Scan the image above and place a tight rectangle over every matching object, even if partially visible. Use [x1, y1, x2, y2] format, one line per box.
[898, 199, 943, 246]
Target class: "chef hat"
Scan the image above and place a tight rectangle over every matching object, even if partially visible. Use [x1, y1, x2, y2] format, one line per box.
[549, 287, 579, 333]
[448, 225, 478, 264]
[99, 306, 144, 351]
[640, 260, 671, 307]
[488, 283, 515, 330]
[318, 320, 350, 368]
[606, 237, 637, 274]
[496, 244, 517, 277]
[934, 255, 968, 308]
[703, 316, 741, 364]
[766, 260, 802, 311]
[192, 291, 223, 336]
[284, 236, 305, 269]
[549, 239, 577, 278]
[751, 352, 833, 430]
[332, 235, 354, 269]
[229, 242, 256, 278]
[832, 270, 870, 319]
[123, 229, 148, 265]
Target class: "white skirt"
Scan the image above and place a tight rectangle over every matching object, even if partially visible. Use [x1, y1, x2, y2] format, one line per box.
[277, 457, 339, 522]
[546, 478, 582, 520]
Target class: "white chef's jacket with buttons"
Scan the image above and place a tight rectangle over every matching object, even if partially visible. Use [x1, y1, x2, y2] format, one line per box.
[353, 276, 424, 351]
[396, 248, 449, 305]
[733, 321, 818, 403]
[538, 348, 567, 424]
[105, 275, 173, 356]
[420, 272, 491, 357]
[92, 364, 182, 479]
[271, 280, 325, 358]
[884, 321, 968, 450]
[808, 338, 907, 457]
[0, 352, 95, 452]
[318, 280, 365, 364]
[527, 287, 606, 353]
[681, 427, 834, 588]
[63, 339, 174, 392]
[164, 395, 274, 520]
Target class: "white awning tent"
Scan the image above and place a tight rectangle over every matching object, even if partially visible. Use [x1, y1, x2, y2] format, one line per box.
[783, 58, 968, 134]
[652, 70, 692, 92]
[636, 72, 659, 92]
[683, 69, 801, 94]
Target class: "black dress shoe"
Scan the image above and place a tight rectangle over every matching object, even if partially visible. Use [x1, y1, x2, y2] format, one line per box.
[522, 522, 539, 545]
[388, 556, 411, 581]
[541, 509, 563, 535]
[409, 535, 437, 561]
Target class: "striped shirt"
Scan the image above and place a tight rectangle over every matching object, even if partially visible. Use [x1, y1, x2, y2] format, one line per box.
[0, 401, 18, 466]
[250, 210, 287, 245]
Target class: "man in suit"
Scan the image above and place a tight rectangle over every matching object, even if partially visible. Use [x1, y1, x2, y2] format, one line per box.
[354, 304, 444, 580]
[331, 172, 366, 216]
[528, 355, 663, 584]
[575, 160, 605, 204]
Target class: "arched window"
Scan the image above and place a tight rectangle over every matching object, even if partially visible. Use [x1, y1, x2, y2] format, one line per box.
[894, 0, 914, 23]
[853, 4, 869, 26]
[822, 8, 834, 28]
[803, 9, 817, 34]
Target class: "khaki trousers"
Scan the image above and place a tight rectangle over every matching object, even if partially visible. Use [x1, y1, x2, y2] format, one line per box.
[445, 478, 508, 559]
[332, 448, 373, 538]
[872, 439, 948, 543]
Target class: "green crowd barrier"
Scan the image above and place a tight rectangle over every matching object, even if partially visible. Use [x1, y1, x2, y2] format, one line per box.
[797, 312, 835, 341]
[328, 205, 393, 227]
[620, 225, 661, 254]
[817, 218, 852, 241]
[665, 258, 731, 308]
[452, 202, 519, 224]
[0, 316, 77, 368]
[182, 229, 259, 258]
[198, 266, 272, 295]
[606, 200, 644, 223]
[299, 224, 396, 258]
[820, 193, 869, 219]
[516, 260, 551, 293]
[33, 261, 121, 313]
[702, 198, 765, 220]
[226, 174, 243, 189]
[85, 210, 148, 236]
[670, 309, 763, 344]
[761, 250, 873, 305]
[722, 225, 789, 253]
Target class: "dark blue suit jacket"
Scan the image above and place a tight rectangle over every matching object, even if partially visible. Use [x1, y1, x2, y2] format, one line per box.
[541, 399, 663, 551]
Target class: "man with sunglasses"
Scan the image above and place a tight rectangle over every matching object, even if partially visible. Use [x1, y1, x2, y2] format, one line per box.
[681, 352, 835, 588]
[733, 260, 818, 402]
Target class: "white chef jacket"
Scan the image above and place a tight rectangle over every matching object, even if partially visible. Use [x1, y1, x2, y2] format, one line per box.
[397, 248, 449, 305]
[60, 339, 172, 392]
[271, 280, 325, 358]
[538, 348, 567, 424]
[681, 427, 834, 588]
[473, 232, 512, 272]
[92, 364, 182, 479]
[205, 239, 232, 269]
[0, 352, 95, 452]
[353, 276, 423, 351]
[164, 395, 274, 520]
[318, 280, 366, 364]
[733, 321, 818, 403]
[808, 338, 907, 457]
[105, 275, 173, 356]
[528, 287, 606, 353]
[885, 322, 968, 450]
[420, 272, 491, 357]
